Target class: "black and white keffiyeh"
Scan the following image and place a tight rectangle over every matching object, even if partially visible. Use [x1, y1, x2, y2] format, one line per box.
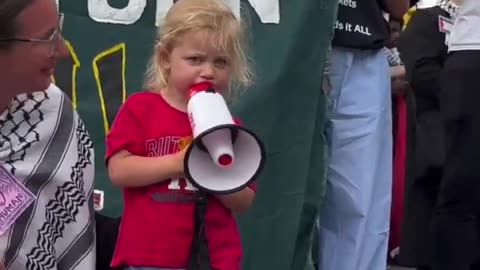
[0, 84, 96, 270]
[386, 47, 403, 67]
[437, 0, 459, 18]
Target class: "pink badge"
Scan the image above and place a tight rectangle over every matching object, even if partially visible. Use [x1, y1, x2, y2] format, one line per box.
[438, 15, 453, 34]
[93, 189, 104, 211]
[0, 165, 36, 235]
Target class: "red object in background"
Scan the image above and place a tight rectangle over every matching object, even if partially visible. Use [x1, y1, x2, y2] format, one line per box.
[389, 94, 407, 257]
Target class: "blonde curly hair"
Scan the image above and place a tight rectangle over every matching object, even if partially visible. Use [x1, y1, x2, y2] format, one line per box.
[144, 0, 253, 92]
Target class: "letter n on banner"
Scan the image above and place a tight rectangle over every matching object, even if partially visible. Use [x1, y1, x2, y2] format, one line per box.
[92, 43, 127, 135]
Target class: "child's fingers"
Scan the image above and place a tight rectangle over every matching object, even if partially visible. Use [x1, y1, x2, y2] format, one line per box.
[178, 136, 193, 150]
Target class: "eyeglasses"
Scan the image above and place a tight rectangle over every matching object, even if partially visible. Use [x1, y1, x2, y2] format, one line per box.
[0, 13, 64, 56]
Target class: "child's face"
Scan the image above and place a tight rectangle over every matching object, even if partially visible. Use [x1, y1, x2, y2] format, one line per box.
[163, 31, 232, 97]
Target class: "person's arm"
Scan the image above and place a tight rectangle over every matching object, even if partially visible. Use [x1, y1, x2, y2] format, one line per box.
[216, 187, 255, 214]
[105, 94, 188, 188]
[391, 65, 406, 80]
[381, 0, 410, 20]
[108, 149, 185, 188]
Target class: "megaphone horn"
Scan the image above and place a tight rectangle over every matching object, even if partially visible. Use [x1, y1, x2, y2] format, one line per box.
[184, 82, 266, 194]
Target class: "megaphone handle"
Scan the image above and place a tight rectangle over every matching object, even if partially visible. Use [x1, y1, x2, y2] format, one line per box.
[187, 192, 212, 270]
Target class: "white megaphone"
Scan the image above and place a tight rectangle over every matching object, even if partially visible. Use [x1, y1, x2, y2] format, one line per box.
[184, 82, 266, 194]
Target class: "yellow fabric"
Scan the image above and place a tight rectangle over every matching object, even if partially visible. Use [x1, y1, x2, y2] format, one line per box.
[402, 6, 418, 30]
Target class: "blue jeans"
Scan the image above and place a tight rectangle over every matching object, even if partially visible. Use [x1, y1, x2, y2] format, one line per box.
[318, 47, 392, 270]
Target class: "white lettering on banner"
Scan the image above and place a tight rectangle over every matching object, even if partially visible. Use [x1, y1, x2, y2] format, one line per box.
[81, 0, 280, 25]
[248, 0, 280, 24]
[87, 0, 147, 24]
[155, 0, 174, 26]
[154, 0, 240, 26]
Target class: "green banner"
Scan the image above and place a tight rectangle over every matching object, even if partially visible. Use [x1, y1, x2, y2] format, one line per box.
[56, 1, 336, 269]
[231, 1, 336, 269]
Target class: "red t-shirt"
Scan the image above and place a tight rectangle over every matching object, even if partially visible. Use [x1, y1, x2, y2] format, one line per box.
[106, 91, 251, 270]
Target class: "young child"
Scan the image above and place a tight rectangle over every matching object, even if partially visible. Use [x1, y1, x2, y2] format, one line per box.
[105, 0, 255, 269]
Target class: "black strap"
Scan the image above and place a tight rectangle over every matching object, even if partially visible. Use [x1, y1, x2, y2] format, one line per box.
[187, 192, 212, 270]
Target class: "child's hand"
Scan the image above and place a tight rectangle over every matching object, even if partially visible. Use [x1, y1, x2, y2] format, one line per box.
[175, 136, 193, 175]
[174, 147, 187, 174]
[390, 65, 406, 80]
[178, 136, 193, 151]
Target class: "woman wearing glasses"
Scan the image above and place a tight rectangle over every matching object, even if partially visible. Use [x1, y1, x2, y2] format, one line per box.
[0, 0, 96, 269]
